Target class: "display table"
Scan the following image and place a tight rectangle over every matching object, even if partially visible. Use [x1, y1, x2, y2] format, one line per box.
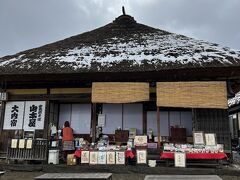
[160, 152, 227, 160]
[161, 152, 227, 167]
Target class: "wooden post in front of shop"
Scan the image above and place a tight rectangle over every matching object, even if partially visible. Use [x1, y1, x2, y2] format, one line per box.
[43, 100, 50, 139]
[157, 107, 161, 147]
[91, 103, 97, 142]
[0, 101, 6, 135]
[143, 104, 147, 134]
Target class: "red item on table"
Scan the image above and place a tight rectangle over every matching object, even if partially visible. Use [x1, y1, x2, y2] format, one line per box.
[74, 149, 82, 158]
[125, 150, 136, 159]
[160, 152, 227, 160]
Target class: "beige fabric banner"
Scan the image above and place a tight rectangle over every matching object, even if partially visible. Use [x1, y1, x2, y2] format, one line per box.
[92, 82, 149, 103]
[157, 81, 227, 109]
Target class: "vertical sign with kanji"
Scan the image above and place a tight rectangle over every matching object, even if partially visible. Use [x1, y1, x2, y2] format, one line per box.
[23, 101, 46, 131]
[3, 102, 25, 129]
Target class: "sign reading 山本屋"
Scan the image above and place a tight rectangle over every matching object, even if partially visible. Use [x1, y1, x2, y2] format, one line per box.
[23, 101, 46, 131]
[3, 101, 46, 130]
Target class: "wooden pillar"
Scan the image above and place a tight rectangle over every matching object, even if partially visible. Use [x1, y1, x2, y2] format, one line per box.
[91, 103, 97, 142]
[192, 108, 195, 132]
[142, 104, 147, 134]
[157, 107, 161, 147]
[0, 101, 6, 135]
[143, 110, 147, 134]
[43, 100, 50, 139]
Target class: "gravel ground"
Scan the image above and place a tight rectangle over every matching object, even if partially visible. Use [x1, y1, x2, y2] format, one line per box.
[1, 172, 240, 180]
[230, 151, 240, 172]
[232, 151, 240, 165]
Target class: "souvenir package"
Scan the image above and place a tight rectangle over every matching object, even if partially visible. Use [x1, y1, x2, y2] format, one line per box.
[67, 154, 76, 166]
[137, 150, 147, 164]
[107, 151, 115, 164]
[89, 151, 98, 165]
[116, 151, 125, 164]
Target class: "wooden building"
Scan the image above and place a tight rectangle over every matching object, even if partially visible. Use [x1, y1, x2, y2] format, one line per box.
[0, 11, 240, 155]
[228, 92, 240, 143]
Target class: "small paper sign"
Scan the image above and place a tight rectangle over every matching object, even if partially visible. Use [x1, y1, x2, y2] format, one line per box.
[89, 151, 98, 165]
[116, 151, 125, 165]
[98, 114, 106, 127]
[107, 151, 115, 164]
[134, 136, 148, 146]
[11, 139, 18, 148]
[193, 132, 205, 145]
[19, 139, 25, 149]
[81, 151, 90, 164]
[26, 139, 33, 149]
[174, 152, 186, 167]
[137, 150, 147, 164]
[98, 151, 107, 164]
[205, 133, 216, 146]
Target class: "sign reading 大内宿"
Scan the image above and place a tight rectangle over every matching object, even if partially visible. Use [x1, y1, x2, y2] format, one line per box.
[3, 101, 46, 130]
[3, 101, 25, 130]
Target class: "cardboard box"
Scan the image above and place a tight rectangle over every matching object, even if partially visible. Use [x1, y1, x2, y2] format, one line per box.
[147, 143, 158, 149]
[187, 137, 193, 143]
[67, 154, 76, 166]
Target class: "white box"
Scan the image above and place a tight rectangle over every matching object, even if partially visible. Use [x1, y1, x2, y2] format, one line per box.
[48, 150, 59, 164]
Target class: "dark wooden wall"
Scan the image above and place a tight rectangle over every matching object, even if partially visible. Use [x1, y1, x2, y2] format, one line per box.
[193, 108, 231, 152]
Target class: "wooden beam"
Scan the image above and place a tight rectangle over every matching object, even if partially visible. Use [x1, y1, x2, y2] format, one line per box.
[1, 66, 240, 83]
[50, 88, 91, 94]
[8, 93, 91, 101]
[157, 107, 160, 147]
[7, 89, 47, 95]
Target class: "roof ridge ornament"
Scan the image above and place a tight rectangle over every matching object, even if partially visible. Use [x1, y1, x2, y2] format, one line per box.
[122, 6, 126, 15]
[113, 6, 136, 25]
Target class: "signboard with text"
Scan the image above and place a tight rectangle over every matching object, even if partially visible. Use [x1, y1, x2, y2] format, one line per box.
[23, 101, 46, 131]
[0, 92, 8, 101]
[3, 101, 25, 130]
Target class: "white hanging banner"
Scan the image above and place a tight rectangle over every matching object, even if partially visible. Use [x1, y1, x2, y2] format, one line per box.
[23, 101, 46, 131]
[3, 101, 25, 130]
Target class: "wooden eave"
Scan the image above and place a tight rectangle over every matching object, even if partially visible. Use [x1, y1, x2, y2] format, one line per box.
[0, 66, 240, 89]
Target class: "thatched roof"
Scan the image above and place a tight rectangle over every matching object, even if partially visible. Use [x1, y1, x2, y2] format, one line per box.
[1, 13, 240, 74]
[228, 92, 240, 107]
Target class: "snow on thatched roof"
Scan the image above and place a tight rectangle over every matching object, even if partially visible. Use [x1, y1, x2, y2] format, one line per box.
[0, 14, 240, 74]
[228, 92, 240, 107]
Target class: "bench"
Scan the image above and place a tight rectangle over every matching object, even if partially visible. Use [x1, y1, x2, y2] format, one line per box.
[144, 175, 222, 180]
[35, 173, 112, 180]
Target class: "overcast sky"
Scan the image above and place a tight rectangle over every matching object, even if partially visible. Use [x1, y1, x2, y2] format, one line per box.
[0, 0, 240, 57]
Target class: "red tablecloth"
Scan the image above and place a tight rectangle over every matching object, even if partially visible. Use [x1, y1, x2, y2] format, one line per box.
[161, 152, 227, 160]
[125, 150, 135, 159]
